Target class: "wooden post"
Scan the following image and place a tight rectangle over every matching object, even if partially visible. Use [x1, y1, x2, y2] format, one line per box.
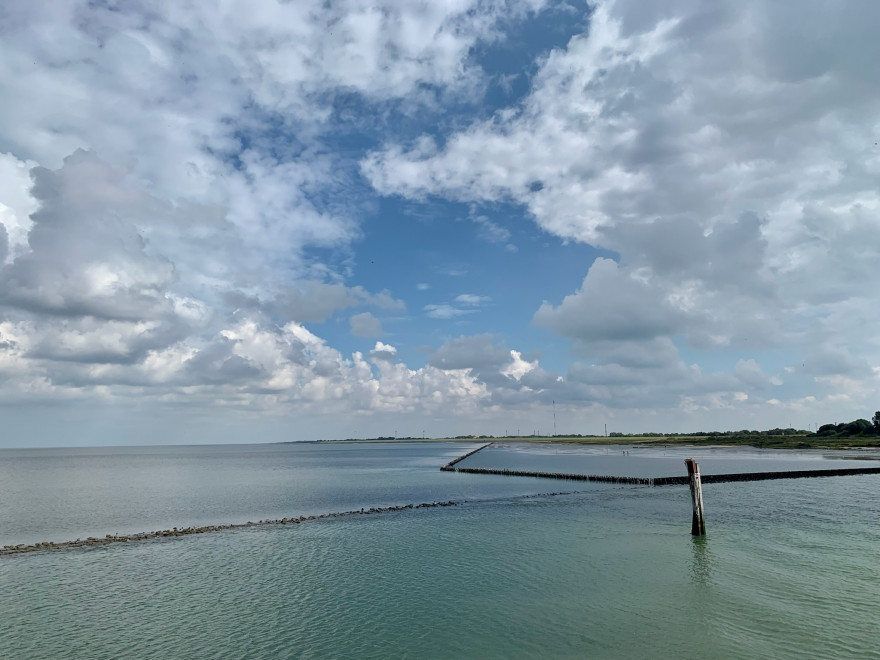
[685, 458, 706, 536]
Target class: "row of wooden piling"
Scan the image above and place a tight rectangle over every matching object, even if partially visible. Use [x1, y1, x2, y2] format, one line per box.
[446, 464, 880, 487]
[442, 449, 880, 536]
[0, 500, 461, 556]
[455, 467, 653, 484]
[440, 442, 493, 471]
[10, 455, 880, 554]
[654, 465, 880, 485]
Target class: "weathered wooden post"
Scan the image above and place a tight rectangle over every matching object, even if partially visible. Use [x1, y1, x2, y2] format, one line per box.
[685, 458, 706, 536]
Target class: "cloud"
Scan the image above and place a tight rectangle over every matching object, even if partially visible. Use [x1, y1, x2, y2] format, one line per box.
[0, 0, 549, 291]
[425, 293, 491, 319]
[733, 359, 781, 390]
[424, 304, 473, 319]
[471, 214, 516, 251]
[226, 282, 404, 324]
[365, 0, 880, 421]
[350, 312, 384, 337]
[533, 258, 684, 348]
[368, 341, 398, 362]
[3, 0, 880, 440]
[429, 334, 512, 371]
[454, 294, 491, 306]
[1, 152, 183, 321]
[0, 152, 37, 262]
[427, 333, 538, 394]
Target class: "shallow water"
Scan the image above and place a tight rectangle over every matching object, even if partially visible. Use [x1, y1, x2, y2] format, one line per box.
[2, 442, 879, 659]
[459, 441, 880, 477]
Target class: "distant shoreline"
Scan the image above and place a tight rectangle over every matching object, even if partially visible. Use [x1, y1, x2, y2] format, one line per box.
[317, 435, 880, 450]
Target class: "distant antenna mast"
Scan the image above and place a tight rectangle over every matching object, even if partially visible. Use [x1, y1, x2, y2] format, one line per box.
[552, 400, 557, 437]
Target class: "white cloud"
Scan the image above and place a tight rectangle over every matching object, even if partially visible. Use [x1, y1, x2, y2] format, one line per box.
[424, 293, 491, 319]
[471, 214, 515, 250]
[365, 0, 880, 420]
[0, 0, 548, 285]
[369, 341, 398, 362]
[3, 0, 880, 440]
[0, 152, 37, 262]
[501, 350, 537, 381]
[454, 294, 491, 306]
[424, 304, 473, 319]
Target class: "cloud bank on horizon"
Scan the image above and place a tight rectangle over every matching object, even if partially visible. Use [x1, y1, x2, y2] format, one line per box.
[1, 0, 879, 445]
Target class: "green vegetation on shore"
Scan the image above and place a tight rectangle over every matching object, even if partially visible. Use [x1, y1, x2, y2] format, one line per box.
[317, 411, 880, 450]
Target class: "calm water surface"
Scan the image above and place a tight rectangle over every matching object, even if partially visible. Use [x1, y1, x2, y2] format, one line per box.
[2, 442, 879, 658]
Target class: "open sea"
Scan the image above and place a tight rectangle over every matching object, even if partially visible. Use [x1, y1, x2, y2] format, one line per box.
[2, 441, 879, 659]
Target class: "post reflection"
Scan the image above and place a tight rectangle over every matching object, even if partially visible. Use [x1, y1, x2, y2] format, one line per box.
[690, 535, 714, 585]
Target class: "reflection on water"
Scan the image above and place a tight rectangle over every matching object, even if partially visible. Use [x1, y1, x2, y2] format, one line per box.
[690, 535, 714, 585]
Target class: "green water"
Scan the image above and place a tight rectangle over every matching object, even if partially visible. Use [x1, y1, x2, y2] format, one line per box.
[1, 444, 879, 658]
[3, 482, 879, 658]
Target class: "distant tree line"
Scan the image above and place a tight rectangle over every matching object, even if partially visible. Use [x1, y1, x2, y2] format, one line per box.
[320, 414, 880, 441]
[816, 412, 880, 437]
[607, 428, 807, 438]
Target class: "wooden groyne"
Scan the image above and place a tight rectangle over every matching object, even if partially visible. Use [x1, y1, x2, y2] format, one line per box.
[441, 442, 493, 471]
[455, 467, 652, 484]
[442, 453, 880, 536]
[448, 464, 880, 486]
[653, 465, 880, 486]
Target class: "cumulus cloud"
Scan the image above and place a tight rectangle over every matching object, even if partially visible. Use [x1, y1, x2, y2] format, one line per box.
[0, 150, 470, 422]
[365, 0, 880, 420]
[0, 0, 549, 288]
[3, 0, 880, 439]
[1, 152, 183, 321]
[368, 341, 398, 362]
[350, 312, 384, 337]
[428, 333, 540, 397]
[533, 258, 685, 348]
[429, 334, 512, 372]
[0, 0, 563, 437]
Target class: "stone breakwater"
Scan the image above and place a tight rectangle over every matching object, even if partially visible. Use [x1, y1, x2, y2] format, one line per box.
[1, 486, 597, 557]
[0, 500, 461, 557]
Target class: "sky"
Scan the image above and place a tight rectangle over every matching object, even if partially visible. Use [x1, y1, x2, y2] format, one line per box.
[1, 0, 879, 447]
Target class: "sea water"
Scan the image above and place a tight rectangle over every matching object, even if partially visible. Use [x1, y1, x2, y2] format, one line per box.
[1, 442, 879, 659]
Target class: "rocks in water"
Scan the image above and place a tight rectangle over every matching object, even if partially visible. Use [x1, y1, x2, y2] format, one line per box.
[1, 497, 468, 556]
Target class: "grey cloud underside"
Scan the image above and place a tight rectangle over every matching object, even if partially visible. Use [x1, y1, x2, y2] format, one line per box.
[349, 312, 384, 337]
